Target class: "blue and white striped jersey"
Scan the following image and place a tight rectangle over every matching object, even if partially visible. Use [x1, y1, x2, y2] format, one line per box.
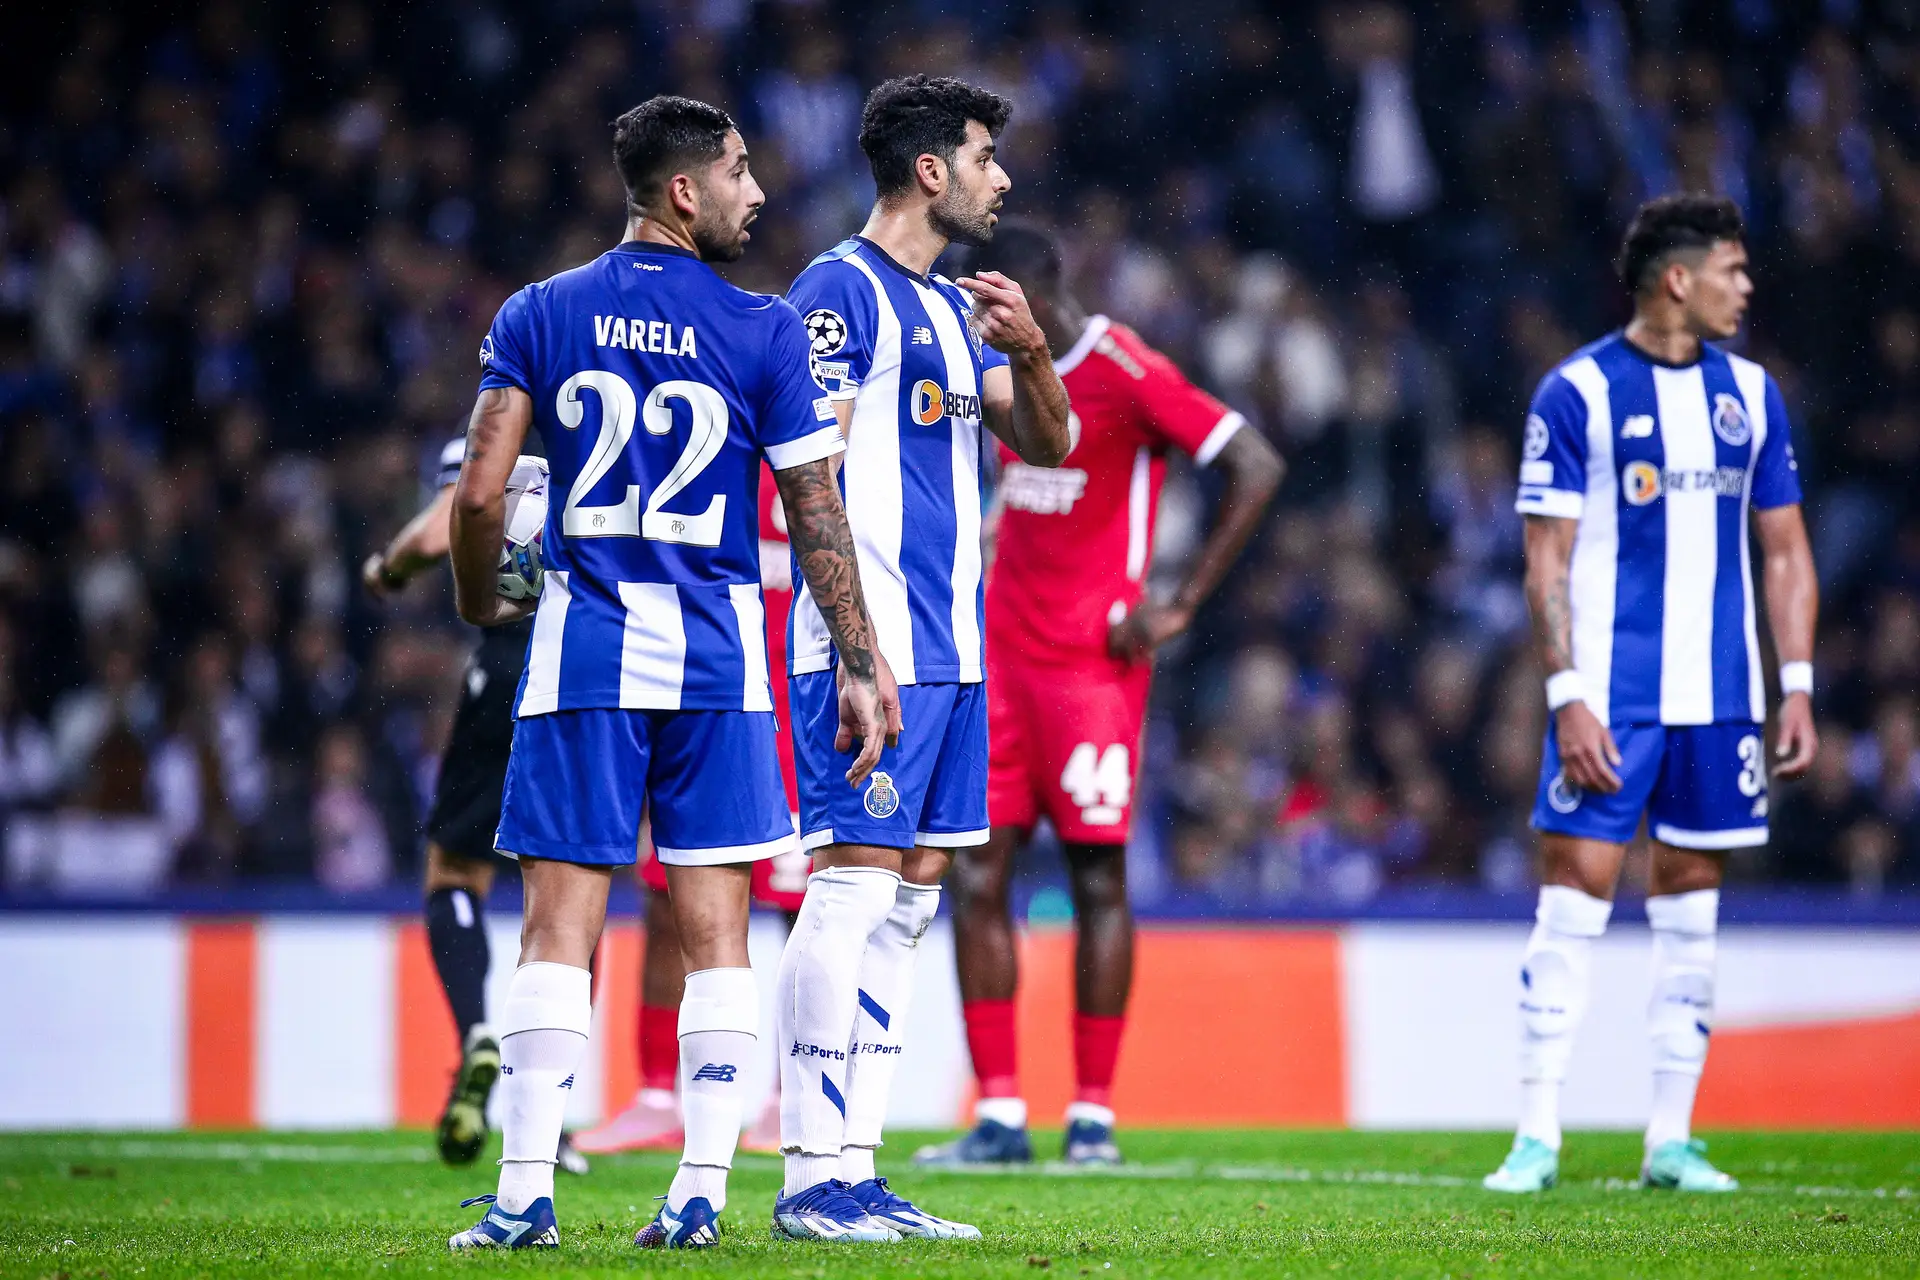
[478, 241, 844, 716]
[1515, 332, 1803, 726]
[784, 237, 1011, 685]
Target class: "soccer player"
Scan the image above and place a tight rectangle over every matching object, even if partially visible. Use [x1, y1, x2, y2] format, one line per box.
[1483, 194, 1818, 1195]
[361, 443, 586, 1178]
[577, 466, 807, 1157]
[443, 95, 894, 1251]
[772, 76, 1071, 1242]
[913, 223, 1282, 1168]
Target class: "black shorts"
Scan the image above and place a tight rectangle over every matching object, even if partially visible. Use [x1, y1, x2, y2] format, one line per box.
[426, 622, 531, 862]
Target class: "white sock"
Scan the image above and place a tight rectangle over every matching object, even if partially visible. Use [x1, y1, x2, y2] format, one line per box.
[775, 865, 901, 1194]
[1645, 889, 1718, 1153]
[976, 1096, 1028, 1129]
[672, 967, 757, 1213]
[1515, 885, 1612, 1151]
[494, 962, 592, 1214]
[1066, 1101, 1115, 1128]
[1518, 1080, 1560, 1150]
[839, 1144, 876, 1185]
[839, 880, 941, 1179]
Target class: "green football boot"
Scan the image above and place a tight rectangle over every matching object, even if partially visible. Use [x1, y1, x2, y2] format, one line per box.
[1482, 1136, 1559, 1193]
[1641, 1139, 1738, 1192]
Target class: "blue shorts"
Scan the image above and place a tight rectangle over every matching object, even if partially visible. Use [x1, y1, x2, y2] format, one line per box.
[1531, 719, 1770, 850]
[496, 708, 796, 867]
[790, 673, 989, 851]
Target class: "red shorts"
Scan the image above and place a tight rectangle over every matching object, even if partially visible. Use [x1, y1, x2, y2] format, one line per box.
[987, 655, 1151, 845]
[638, 586, 808, 911]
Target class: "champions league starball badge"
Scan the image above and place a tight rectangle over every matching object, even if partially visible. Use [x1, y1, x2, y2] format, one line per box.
[864, 771, 900, 819]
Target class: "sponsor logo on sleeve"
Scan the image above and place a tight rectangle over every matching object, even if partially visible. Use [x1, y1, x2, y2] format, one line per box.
[1519, 460, 1554, 486]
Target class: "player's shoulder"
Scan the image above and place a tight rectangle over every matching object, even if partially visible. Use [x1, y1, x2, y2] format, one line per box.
[1531, 332, 1623, 404]
[1092, 319, 1166, 378]
[1710, 342, 1773, 388]
[791, 239, 871, 290]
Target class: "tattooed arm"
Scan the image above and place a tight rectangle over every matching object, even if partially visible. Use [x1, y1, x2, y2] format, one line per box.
[1524, 513, 1621, 794]
[449, 386, 535, 627]
[774, 456, 901, 784]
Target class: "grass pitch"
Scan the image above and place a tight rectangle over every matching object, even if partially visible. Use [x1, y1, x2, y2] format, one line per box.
[2, 1129, 1915, 1279]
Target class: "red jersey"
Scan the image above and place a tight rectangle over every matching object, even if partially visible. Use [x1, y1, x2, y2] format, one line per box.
[986, 316, 1245, 663]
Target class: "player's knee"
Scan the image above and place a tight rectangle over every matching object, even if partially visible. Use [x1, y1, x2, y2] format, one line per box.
[1064, 843, 1128, 915]
[423, 843, 493, 896]
[950, 844, 1012, 913]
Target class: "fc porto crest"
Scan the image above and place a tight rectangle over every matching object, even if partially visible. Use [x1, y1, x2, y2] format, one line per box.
[863, 771, 900, 820]
[1711, 393, 1751, 447]
[1547, 771, 1583, 814]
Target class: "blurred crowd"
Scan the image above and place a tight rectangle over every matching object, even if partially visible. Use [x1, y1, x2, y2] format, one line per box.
[1, 1, 1917, 901]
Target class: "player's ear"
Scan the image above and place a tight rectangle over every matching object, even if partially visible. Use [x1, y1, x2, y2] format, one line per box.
[667, 171, 700, 224]
[915, 151, 947, 198]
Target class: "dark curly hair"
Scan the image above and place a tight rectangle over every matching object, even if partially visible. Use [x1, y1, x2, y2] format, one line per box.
[1617, 193, 1746, 295]
[612, 96, 736, 216]
[858, 75, 1012, 198]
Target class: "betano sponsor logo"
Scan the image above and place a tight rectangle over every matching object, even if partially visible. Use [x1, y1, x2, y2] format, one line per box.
[1623, 462, 1747, 506]
[911, 379, 981, 426]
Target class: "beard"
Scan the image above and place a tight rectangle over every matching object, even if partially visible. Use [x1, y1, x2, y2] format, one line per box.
[930, 186, 997, 248]
[691, 213, 747, 263]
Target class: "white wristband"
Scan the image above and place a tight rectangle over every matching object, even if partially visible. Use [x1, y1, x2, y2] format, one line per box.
[1779, 661, 1813, 697]
[1545, 670, 1587, 711]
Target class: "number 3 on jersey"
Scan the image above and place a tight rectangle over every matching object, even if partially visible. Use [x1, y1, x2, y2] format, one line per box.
[556, 370, 727, 546]
[1061, 742, 1131, 827]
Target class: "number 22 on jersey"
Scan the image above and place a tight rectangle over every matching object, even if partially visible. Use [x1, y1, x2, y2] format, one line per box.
[556, 370, 728, 546]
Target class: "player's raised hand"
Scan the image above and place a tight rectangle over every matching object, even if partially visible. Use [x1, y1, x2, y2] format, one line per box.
[956, 271, 1046, 358]
[1555, 700, 1623, 795]
[1772, 691, 1818, 780]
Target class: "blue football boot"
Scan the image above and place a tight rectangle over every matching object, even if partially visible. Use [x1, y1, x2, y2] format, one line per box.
[1063, 1116, 1122, 1167]
[912, 1118, 1033, 1166]
[634, 1195, 721, 1248]
[771, 1179, 900, 1242]
[848, 1176, 981, 1239]
[447, 1194, 559, 1250]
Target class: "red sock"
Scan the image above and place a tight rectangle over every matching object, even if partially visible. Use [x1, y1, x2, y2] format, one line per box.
[638, 1002, 678, 1093]
[1073, 1014, 1126, 1107]
[962, 999, 1019, 1099]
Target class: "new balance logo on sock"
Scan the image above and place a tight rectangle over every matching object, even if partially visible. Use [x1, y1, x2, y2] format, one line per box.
[691, 1063, 737, 1082]
[560, 1074, 574, 1089]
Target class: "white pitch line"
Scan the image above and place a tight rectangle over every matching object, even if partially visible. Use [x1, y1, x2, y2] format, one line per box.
[4, 1140, 1914, 1201]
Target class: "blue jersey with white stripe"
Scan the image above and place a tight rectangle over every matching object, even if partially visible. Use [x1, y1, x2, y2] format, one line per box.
[1514, 332, 1803, 726]
[478, 241, 844, 716]
[784, 237, 1010, 685]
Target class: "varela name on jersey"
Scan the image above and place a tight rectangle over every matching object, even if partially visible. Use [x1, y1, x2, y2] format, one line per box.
[1514, 332, 1801, 727]
[478, 241, 843, 717]
[784, 236, 1011, 686]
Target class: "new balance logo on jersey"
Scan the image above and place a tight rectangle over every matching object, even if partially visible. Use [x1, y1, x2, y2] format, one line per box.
[691, 1063, 737, 1082]
[911, 326, 934, 345]
[1622, 414, 1655, 438]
